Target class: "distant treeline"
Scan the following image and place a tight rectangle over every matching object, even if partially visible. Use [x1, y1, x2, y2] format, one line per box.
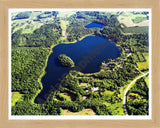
[12, 23, 62, 47]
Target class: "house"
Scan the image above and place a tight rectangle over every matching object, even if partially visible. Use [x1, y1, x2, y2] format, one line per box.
[92, 87, 99, 92]
[85, 90, 89, 93]
[125, 48, 131, 54]
[83, 96, 87, 100]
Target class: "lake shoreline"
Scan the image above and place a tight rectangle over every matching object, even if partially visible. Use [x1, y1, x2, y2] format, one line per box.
[35, 34, 122, 104]
[33, 44, 58, 104]
[62, 33, 95, 44]
[34, 34, 95, 104]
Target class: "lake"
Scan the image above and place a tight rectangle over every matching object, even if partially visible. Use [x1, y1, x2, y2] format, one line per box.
[85, 22, 104, 29]
[35, 36, 121, 104]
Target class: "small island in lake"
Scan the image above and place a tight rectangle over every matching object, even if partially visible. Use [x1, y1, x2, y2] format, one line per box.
[58, 54, 75, 68]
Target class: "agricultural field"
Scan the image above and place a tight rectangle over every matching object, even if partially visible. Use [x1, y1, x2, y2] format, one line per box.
[117, 11, 149, 27]
[123, 26, 148, 34]
[11, 11, 57, 34]
[137, 52, 149, 71]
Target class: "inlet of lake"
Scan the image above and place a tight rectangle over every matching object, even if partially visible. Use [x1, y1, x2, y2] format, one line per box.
[35, 36, 121, 104]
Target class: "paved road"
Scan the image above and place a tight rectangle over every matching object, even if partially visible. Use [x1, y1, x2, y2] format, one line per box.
[123, 72, 149, 115]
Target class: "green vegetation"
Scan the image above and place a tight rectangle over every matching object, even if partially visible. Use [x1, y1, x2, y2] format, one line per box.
[58, 54, 75, 67]
[63, 109, 96, 115]
[12, 47, 50, 94]
[11, 11, 149, 116]
[127, 77, 149, 115]
[137, 52, 149, 71]
[144, 75, 149, 87]
[11, 92, 23, 106]
[123, 26, 148, 34]
[132, 16, 147, 23]
[117, 11, 148, 23]
[13, 11, 32, 20]
[12, 23, 62, 47]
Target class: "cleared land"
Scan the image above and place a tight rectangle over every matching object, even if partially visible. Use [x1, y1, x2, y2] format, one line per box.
[123, 26, 148, 34]
[137, 53, 149, 71]
[57, 11, 75, 18]
[11, 92, 23, 106]
[60, 20, 69, 39]
[63, 109, 96, 115]
[117, 12, 148, 27]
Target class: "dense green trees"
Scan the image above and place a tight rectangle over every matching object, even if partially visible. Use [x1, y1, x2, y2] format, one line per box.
[12, 23, 62, 47]
[11, 11, 149, 116]
[58, 54, 75, 67]
[12, 47, 50, 94]
[127, 78, 149, 115]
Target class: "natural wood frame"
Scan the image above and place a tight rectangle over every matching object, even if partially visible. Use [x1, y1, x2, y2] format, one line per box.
[0, 0, 160, 127]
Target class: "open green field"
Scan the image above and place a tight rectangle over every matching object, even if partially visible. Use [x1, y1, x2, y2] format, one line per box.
[11, 92, 23, 106]
[123, 26, 148, 34]
[117, 12, 147, 21]
[137, 52, 149, 71]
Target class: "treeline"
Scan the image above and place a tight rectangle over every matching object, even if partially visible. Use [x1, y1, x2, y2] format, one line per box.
[66, 11, 119, 42]
[12, 23, 62, 47]
[37, 11, 58, 19]
[13, 11, 32, 20]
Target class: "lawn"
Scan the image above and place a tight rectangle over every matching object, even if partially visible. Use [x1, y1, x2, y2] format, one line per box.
[11, 92, 23, 106]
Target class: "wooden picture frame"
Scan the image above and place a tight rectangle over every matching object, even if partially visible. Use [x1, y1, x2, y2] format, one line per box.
[0, 0, 160, 127]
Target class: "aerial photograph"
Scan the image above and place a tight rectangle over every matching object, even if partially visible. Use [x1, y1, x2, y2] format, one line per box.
[10, 9, 150, 117]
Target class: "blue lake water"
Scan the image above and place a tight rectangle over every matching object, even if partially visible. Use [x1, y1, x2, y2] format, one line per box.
[35, 36, 121, 104]
[85, 22, 104, 29]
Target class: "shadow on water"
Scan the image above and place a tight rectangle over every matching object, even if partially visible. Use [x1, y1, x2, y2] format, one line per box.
[34, 36, 121, 104]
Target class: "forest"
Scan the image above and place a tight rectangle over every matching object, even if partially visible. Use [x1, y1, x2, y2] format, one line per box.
[58, 54, 75, 67]
[11, 11, 149, 116]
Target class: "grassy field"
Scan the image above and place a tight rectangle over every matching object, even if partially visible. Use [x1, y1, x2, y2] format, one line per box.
[60, 20, 69, 40]
[118, 12, 147, 20]
[11, 11, 56, 34]
[11, 92, 23, 106]
[117, 12, 149, 27]
[123, 26, 148, 34]
[137, 52, 149, 71]
[62, 109, 96, 115]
